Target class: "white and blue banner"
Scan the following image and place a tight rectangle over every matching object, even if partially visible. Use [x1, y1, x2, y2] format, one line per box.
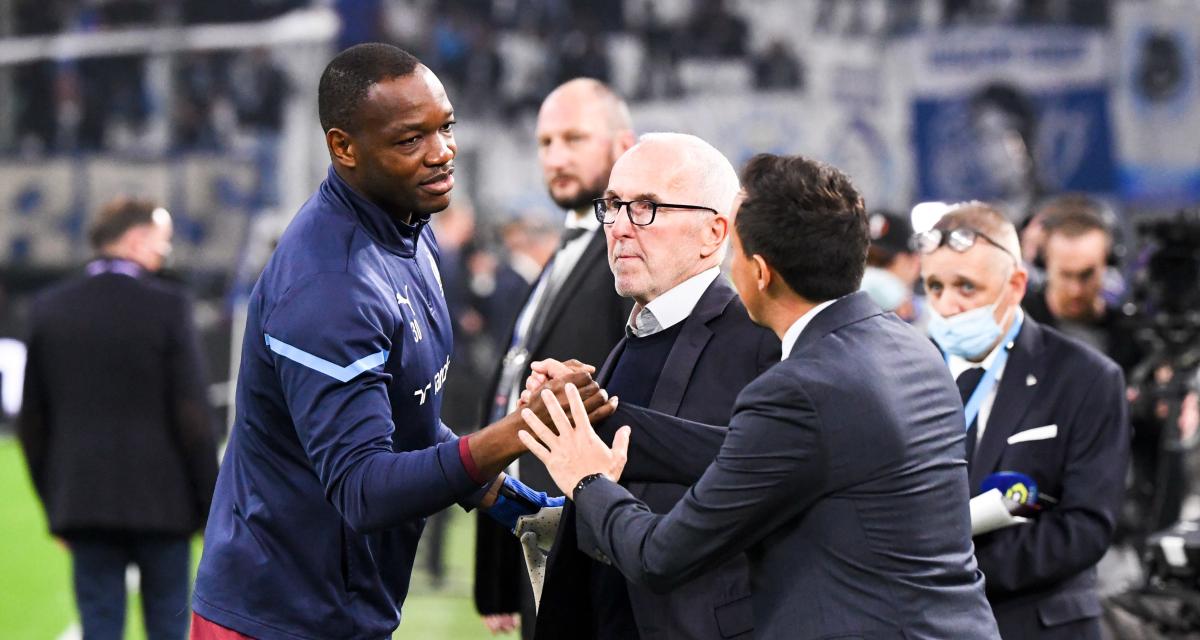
[1112, 1, 1200, 206]
[904, 28, 1117, 207]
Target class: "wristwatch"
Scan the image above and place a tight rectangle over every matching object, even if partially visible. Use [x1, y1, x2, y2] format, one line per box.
[573, 473, 606, 499]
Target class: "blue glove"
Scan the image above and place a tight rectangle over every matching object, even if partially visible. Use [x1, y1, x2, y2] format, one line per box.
[486, 475, 566, 532]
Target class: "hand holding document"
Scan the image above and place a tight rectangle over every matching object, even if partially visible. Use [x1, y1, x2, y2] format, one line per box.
[515, 506, 563, 609]
[970, 488, 1030, 536]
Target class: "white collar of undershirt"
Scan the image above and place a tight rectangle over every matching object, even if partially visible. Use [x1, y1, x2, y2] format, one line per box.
[780, 298, 839, 360]
[564, 209, 601, 232]
[629, 267, 721, 335]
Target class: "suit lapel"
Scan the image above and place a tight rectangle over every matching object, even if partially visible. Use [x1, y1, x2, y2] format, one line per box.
[647, 278, 736, 415]
[968, 318, 1046, 491]
[526, 231, 609, 357]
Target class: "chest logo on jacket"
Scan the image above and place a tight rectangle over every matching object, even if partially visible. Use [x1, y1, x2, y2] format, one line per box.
[396, 286, 423, 343]
[413, 355, 451, 406]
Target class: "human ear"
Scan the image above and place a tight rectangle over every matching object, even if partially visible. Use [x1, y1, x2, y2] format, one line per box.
[326, 128, 357, 169]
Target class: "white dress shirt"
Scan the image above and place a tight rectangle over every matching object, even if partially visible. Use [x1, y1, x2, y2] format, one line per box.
[780, 298, 839, 361]
[627, 267, 722, 337]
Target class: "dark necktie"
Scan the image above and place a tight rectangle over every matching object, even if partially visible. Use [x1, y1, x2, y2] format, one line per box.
[560, 226, 588, 247]
[956, 367, 985, 466]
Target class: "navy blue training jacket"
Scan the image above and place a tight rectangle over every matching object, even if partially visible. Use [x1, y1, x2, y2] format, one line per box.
[194, 167, 485, 639]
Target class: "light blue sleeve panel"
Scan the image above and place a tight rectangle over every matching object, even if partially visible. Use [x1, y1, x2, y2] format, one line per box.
[263, 271, 479, 533]
[264, 334, 388, 383]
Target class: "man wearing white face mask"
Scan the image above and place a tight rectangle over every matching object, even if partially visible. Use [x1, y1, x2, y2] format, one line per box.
[918, 201, 1130, 640]
[861, 209, 923, 325]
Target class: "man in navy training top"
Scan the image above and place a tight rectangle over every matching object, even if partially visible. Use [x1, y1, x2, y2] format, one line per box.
[191, 43, 614, 640]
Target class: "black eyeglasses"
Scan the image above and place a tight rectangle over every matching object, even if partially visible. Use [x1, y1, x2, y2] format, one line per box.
[913, 226, 1018, 262]
[593, 197, 718, 226]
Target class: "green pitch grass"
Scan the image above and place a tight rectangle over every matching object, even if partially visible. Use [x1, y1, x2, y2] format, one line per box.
[0, 438, 495, 639]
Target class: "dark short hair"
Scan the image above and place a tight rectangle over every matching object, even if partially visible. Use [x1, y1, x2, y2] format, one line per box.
[318, 43, 422, 133]
[735, 154, 867, 301]
[89, 197, 161, 251]
[1037, 194, 1113, 241]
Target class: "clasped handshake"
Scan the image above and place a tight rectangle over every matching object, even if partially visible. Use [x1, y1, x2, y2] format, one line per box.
[515, 359, 632, 500]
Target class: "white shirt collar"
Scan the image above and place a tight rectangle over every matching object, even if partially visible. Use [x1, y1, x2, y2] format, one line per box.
[629, 267, 722, 336]
[780, 298, 839, 360]
[564, 209, 601, 232]
[946, 308, 1025, 380]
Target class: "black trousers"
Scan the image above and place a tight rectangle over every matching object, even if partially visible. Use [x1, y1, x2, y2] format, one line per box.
[67, 532, 191, 640]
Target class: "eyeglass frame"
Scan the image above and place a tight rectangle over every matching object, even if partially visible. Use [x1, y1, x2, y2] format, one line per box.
[913, 226, 1019, 263]
[592, 197, 718, 227]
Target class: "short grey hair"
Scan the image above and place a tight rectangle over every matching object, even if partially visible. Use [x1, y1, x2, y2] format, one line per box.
[634, 132, 740, 216]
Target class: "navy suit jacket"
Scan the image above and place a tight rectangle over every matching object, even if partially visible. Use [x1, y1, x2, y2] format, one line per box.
[968, 317, 1129, 640]
[573, 293, 1001, 640]
[535, 277, 779, 640]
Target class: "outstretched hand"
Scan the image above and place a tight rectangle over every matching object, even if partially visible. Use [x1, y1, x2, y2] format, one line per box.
[517, 384, 631, 500]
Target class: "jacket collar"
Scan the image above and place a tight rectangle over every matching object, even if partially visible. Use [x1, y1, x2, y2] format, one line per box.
[320, 165, 429, 258]
[786, 291, 882, 359]
[598, 277, 738, 416]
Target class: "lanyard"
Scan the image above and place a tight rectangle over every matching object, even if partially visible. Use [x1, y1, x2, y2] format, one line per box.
[956, 313, 1024, 430]
[86, 258, 143, 278]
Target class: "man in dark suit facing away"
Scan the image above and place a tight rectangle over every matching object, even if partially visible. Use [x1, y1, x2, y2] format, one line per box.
[527, 133, 779, 640]
[518, 154, 1001, 640]
[18, 198, 220, 640]
[918, 202, 1129, 639]
[474, 77, 635, 637]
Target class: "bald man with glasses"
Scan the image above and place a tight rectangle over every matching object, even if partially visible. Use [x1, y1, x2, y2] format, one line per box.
[528, 133, 779, 640]
[919, 202, 1130, 640]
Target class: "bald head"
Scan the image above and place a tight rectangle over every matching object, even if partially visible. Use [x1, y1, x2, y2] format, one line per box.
[536, 78, 635, 213]
[541, 78, 633, 133]
[623, 133, 741, 217]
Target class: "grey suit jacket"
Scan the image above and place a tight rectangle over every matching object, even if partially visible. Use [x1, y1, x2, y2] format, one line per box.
[574, 292, 1001, 640]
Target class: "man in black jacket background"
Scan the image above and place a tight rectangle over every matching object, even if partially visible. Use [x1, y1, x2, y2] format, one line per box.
[18, 197, 219, 640]
[474, 78, 635, 637]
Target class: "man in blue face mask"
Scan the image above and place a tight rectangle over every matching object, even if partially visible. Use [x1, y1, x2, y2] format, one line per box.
[919, 201, 1130, 640]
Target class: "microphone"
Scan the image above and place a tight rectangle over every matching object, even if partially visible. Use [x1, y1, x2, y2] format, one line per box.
[981, 471, 1058, 516]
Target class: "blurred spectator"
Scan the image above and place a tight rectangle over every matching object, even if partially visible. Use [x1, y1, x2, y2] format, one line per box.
[335, 0, 386, 50]
[75, 1, 159, 150]
[172, 52, 230, 150]
[683, 0, 748, 58]
[12, 0, 69, 153]
[944, 0, 1110, 26]
[230, 50, 289, 135]
[1022, 194, 1138, 366]
[477, 216, 558, 349]
[183, 0, 307, 24]
[553, 26, 612, 86]
[632, 0, 683, 100]
[17, 198, 218, 640]
[861, 209, 925, 325]
[751, 41, 804, 91]
[230, 49, 290, 204]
